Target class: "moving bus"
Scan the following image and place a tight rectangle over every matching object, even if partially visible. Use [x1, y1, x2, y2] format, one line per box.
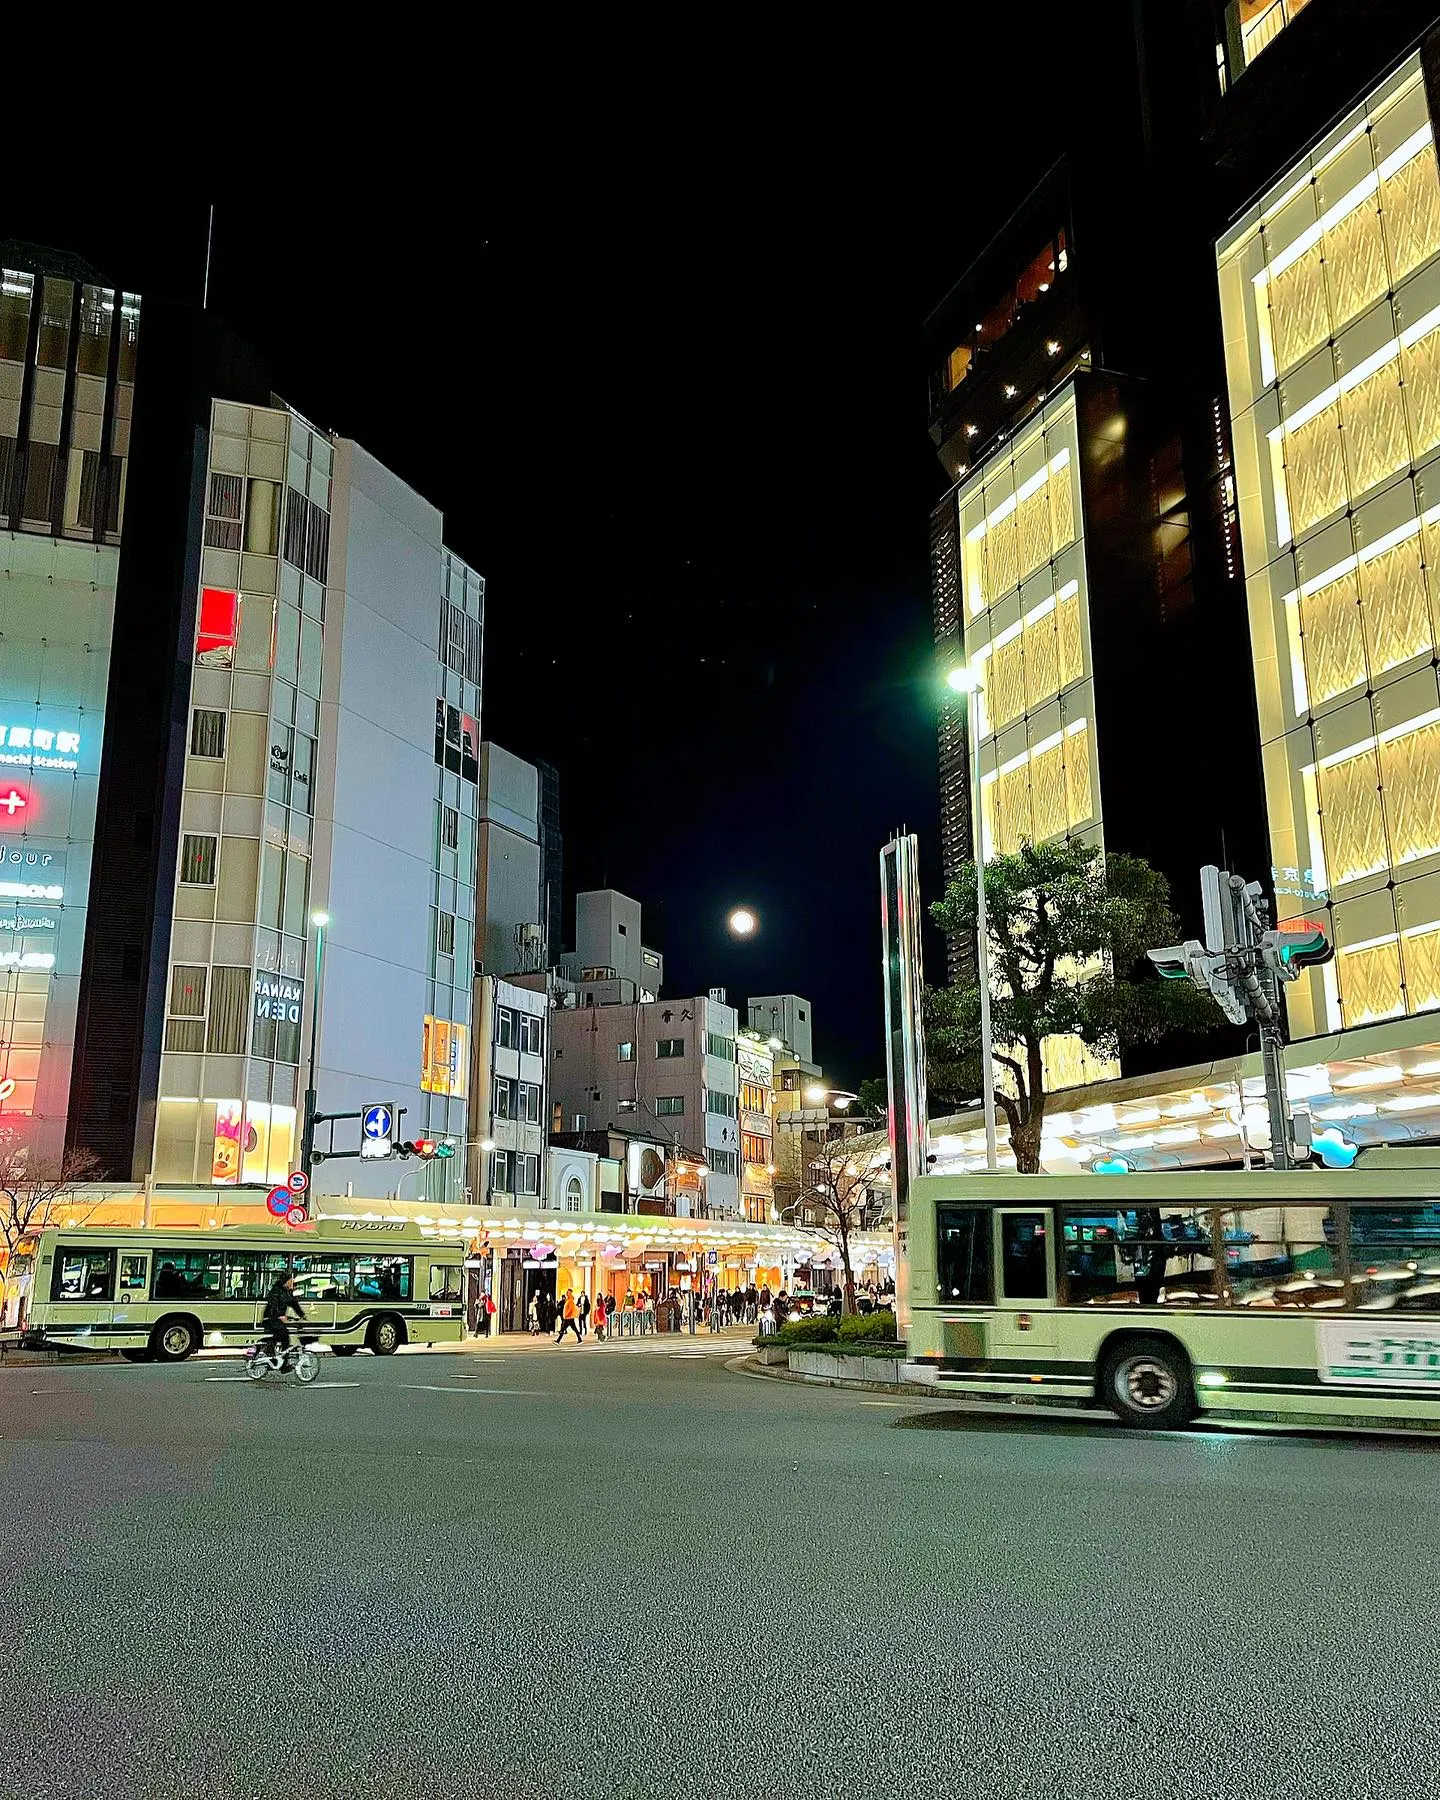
[20, 1220, 466, 1361]
[907, 1168, 1440, 1430]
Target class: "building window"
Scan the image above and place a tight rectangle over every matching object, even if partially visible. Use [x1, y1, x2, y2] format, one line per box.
[440, 600, 484, 685]
[798, 1008, 806, 1022]
[493, 1075, 515, 1120]
[440, 804, 459, 851]
[180, 834, 218, 886]
[706, 1032, 734, 1060]
[490, 1148, 514, 1193]
[204, 473, 244, 551]
[518, 1081, 542, 1124]
[655, 1095, 684, 1116]
[437, 911, 456, 957]
[706, 1090, 736, 1117]
[206, 966, 250, 1056]
[617, 921, 627, 936]
[657, 1037, 685, 1059]
[742, 1132, 768, 1164]
[740, 1081, 767, 1114]
[710, 1150, 736, 1176]
[496, 1007, 516, 1050]
[517, 1151, 541, 1196]
[565, 1175, 583, 1212]
[617, 1041, 634, 1061]
[519, 1014, 543, 1055]
[190, 709, 227, 759]
[642, 949, 661, 969]
[163, 965, 208, 1053]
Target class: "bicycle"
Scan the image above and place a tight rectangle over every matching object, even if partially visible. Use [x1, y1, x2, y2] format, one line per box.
[244, 1333, 321, 1384]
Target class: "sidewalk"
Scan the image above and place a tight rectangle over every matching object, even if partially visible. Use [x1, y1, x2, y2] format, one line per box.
[425, 1323, 757, 1354]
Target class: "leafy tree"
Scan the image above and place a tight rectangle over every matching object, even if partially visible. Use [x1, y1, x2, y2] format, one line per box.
[927, 841, 1217, 1173]
[855, 1077, 889, 1123]
[0, 1147, 104, 1323]
[773, 1126, 874, 1313]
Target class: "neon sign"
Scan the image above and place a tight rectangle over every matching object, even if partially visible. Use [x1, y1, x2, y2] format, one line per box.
[0, 789, 27, 819]
[0, 950, 55, 969]
[0, 881, 62, 900]
[0, 727, 80, 772]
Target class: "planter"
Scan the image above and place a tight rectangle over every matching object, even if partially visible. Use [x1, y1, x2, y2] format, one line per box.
[788, 1347, 908, 1385]
[754, 1344, 790, 1366]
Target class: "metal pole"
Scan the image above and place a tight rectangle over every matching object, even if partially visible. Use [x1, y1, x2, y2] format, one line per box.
[1260, 1018, 1293, 1170]
[301, 918, 325, 1183]
[968, 681, 999, 1170]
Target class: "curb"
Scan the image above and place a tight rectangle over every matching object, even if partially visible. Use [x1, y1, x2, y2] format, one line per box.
[729, 1353, 946, 1397]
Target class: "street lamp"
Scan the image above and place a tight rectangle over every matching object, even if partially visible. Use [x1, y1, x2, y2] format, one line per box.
[300, 910, 330, 1183]
[945, 665, 999, 1171]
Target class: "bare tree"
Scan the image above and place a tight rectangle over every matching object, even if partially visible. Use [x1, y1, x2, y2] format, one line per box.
[776, 1126, 873, 1315]
[0, 1148, 104, 1322]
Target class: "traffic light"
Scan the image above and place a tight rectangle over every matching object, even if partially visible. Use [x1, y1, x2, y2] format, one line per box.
[398, 1138, 437, 1159]
[1261, 920, 1333, 980]
[1148, 940, 1206, 983]
[433, 1141, 456, 1159]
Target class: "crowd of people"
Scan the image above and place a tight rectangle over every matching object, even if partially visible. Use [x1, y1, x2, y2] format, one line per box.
[529, 1288, 660, 1342]
[521, 1278, 897, 1344]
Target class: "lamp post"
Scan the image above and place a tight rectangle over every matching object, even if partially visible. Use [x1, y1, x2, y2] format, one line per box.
[946, 666, 999, 1171]
[299, 910, 329, 1184]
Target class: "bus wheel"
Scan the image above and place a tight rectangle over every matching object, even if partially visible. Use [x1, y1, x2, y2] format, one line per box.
[121, 1349, 151, 1363]
[1101, 1336, 1194, 1430]
[331, 1345, 359, 1357]
[368, 1316, 405, 1355]
[149, 1316, 201, 1363]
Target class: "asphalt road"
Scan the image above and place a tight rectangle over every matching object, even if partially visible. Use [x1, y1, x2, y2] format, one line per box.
[3, 1342, 1439, 1800]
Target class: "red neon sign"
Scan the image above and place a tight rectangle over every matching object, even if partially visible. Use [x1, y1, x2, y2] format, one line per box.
[0, 787, 28, 824]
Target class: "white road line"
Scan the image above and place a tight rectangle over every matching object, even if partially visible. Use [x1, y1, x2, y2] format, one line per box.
[203, 1377, 361, 1388]
[403, 1384, 537, 1395]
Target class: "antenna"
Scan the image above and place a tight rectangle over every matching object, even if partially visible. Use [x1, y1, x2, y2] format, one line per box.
[202, 206, 215, 310]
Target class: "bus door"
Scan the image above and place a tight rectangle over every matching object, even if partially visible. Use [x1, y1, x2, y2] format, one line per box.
[46, 1242, 118, 1336]
[990, 1208, 1058, 1357]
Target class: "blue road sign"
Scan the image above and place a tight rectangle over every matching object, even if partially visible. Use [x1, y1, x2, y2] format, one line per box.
[363, 1104, 393, 1141]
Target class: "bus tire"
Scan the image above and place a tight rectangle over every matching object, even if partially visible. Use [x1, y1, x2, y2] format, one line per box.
[121, 1348, 151, 1363]
[149, 1316, 202, 1363]
[331, 1345, 359, 1357]
[368, 1315, 405, 1355]
[1100, 1334, 1195, 1430]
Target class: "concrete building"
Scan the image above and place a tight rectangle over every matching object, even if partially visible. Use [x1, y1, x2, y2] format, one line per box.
[549, 990, 741, 1215]
[747, 994, 813, 1066]
[556, 887, 663, 1002]
[475, 743, 543, 978]
[469, 974, 547, 1212]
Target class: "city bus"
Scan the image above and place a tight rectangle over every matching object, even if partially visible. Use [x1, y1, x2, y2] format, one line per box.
[19, 1220, 466, 1361]
[907, 1167, 1440, 1430]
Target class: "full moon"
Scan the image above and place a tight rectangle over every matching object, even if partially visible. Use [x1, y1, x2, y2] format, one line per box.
[728, 907, 757, 937]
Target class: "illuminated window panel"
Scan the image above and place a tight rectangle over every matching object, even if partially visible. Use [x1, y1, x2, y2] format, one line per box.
[1381, 145, 1440, 283]
[987, 512, 1019, 599]
[1400, 327, 1440, 463]
[1267, 246, 1329, 376]
[1049, 458, 1075, 554]
[1063, 723, 1093, 826]
[980, 775, 998, 862]
[1299, 569, 1365, 705]
[988, 628, 1027, 733]
[1338, 936, 1404, 1026]
[1317, 746, 1388, 883]
[1378, 718, 1440, 864]
[1056, 583, 1084, 687]
[1015, 482, 1051, 580]
[1358, 534, 1432, 674]
[1042, 1032, 1117, 1092]
[1023, 603, 1059, 710]
[1401, 922, 1440, 1012]
[1030, 738, 1068, 841]
[1341, 361, 1410, 500]
[1283, 409, 1349, 538]
[996, 760, 1032, 854]
[1323, 199, 1389, 328]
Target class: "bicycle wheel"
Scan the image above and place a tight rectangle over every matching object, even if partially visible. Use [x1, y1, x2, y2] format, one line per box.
[244, 1355, 268, 1382]
[293, 1351, 319, 1385]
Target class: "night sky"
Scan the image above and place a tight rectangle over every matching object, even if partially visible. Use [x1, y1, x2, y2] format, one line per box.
[13, 26, 1128, 1082]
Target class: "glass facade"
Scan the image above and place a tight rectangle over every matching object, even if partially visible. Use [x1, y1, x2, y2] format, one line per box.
[958, 384, 1112, 1091]
[1219, 57, 1440, 1037]
[153, 403, 328, 1184]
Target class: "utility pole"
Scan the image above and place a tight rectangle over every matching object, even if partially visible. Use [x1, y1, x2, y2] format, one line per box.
[1150, 866, 1333, 1168]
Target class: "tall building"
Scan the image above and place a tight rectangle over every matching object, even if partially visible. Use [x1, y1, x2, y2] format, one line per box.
[923, 47, 1268, 1079]
[2, 243, 486, 1202]
[747, 993, 813, 1065]
[1208, 5, 1440, 1044]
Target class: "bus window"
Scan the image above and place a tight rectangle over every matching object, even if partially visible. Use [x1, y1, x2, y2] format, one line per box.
[354, 1255, 411, 1300]
[222, 1250, 291, 1301]
[936, 1208, 993, 1304]
[1347, 1207, 1440, 1311]
[1000, 1213, 1050, 1301]
[1061, 1208, 1215, 1306]
[1221, 1206, 1340, 1307]
[292, 1254, 355, 1302]
[118, 1254, 148, 1295]
[51, 1247, 115, 1302]
[429, 1262, 462, 1303]
[152, 1252, 222, 1300]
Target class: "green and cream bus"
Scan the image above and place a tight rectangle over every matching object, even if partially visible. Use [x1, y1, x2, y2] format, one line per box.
[908, 1166, 1440, 1430]
[19, 1220, 466, 1361]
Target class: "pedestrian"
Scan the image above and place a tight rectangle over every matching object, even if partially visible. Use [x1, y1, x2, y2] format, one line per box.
[556, 1289, 581, 1344]
[594, 1295, 607, 1342]
[578, 1291, 591, 1340]
[527, 1292, 541, 1336]
[641, 1292, 654, 1335]
[483, 1292, 498, 1336]
[623, 1290, 636, 1337]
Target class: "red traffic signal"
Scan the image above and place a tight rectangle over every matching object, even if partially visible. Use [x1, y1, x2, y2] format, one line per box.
[398, 1138, 438, 1160]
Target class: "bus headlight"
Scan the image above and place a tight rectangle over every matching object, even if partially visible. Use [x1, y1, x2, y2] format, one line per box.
[1197, 1370, 1227, 1389]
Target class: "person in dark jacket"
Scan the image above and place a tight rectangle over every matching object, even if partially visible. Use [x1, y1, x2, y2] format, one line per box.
[262, 1272, 305, 1359]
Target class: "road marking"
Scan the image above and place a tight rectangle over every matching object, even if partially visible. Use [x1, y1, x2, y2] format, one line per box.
[404, 1384, 537, 1395]
[204, 1376, 361, 1388]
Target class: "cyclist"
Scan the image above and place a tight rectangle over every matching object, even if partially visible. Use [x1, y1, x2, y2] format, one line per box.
[261, 1271, 306, 1364]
